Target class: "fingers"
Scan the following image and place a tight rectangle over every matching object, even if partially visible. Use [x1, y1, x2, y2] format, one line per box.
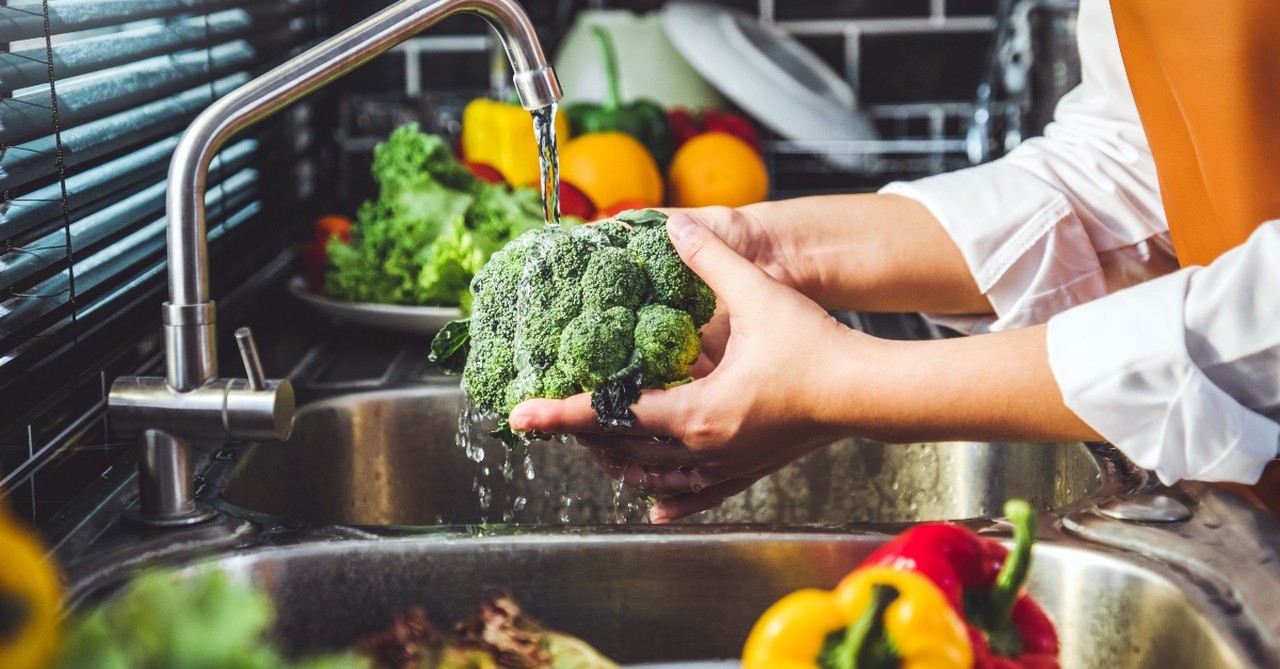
[587, 449, 727, 494]
[510, 387, 693, 440]
[508, 393, 598, 433]
[649, 477, 760, 523]
[666, 213, 784, 314]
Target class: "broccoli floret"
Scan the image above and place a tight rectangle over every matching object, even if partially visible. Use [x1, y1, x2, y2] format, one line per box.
[557, 307, 637, 388]
[462, 336, 514, 413]
[570, 220, 631, 248]
[582, 247, 648, 311]
[627, 226, 716, 327]
[431, 209, 717, 445]
[634, 304, 700, 387]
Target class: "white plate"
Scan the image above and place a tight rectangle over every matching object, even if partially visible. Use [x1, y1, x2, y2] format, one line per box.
[287, 276, 462, 336]
[661, 1, 878, 143]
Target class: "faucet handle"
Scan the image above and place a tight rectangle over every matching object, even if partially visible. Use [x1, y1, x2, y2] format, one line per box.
[234, 327, 267, 390]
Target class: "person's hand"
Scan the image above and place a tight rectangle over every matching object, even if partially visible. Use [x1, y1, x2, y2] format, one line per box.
[510, 212, 881, 522]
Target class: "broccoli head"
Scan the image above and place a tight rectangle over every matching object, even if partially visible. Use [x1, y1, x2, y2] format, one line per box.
[430, 210, 716, 445]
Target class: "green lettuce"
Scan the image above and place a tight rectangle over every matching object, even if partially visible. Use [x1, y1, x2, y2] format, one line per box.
[325, 123, 543, 310]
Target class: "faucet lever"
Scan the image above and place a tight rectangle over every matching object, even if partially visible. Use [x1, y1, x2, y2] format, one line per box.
[235, 327, 267, 391]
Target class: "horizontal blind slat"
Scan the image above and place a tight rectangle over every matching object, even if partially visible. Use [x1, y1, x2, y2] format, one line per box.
[1, 137, 179, 242]
[0, 140, 258, 291]
[0, 196, 263, 389]
[2, 131, 273, 245]
[0, 0, 248, 44]
[2, 41, 256, 146]
[1, 72, 250, 192]
[1, 10, 252, 94]
[1, 4, 307, 95]
[0, 170, 260, 343]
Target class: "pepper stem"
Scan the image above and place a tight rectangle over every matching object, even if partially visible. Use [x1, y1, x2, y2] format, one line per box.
[827, 584, 899, 669]
[590, 26, 623, 110]
[991, 499, 1037, 623]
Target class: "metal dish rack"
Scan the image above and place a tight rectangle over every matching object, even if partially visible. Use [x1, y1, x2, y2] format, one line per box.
[763, 100, 1022, 197]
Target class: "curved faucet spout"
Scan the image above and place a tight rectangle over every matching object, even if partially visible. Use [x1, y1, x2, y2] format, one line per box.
[163, 0, 561, 390]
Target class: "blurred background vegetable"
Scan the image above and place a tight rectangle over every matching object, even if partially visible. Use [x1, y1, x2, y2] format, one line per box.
[326, 123, 542, 310]
[55, 569, 369, 669]
[461, 98, 570, 187]
[667, 107, 761, 153]
[564, 27, 674, 168]
[303, 215, 353, 293]
[0, 500, 62, 669]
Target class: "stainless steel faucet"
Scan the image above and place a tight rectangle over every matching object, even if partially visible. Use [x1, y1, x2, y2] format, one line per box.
[107, 0, 562, 528]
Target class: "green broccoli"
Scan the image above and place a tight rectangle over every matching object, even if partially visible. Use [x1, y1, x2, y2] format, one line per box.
[633, 304, 700, 386]
[430, 210, 714, 445]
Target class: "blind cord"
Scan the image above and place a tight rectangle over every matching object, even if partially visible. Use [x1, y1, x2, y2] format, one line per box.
[39, 0, 81, 346]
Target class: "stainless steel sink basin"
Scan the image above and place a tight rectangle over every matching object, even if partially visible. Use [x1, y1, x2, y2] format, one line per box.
[215, 385, 1118, 526]
[77, 531, 1260, 668]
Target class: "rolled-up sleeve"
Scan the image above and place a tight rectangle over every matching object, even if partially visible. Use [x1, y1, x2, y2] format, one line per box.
[881, 0, 1174, 334]
[1047, 222, 1280, 484]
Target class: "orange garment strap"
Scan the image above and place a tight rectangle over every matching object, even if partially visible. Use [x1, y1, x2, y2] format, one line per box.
[1110, 0, 1280, 267]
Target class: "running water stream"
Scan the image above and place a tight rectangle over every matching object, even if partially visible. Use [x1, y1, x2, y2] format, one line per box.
[532, 104, 560, 226]
[457, 104, 645, 523]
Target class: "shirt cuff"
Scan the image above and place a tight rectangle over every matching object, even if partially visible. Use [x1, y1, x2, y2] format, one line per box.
[1047, 269, 1279, 484]
[881, 161, 1108, 334]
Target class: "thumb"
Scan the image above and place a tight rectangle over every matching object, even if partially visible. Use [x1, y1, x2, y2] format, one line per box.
[667, 213, 785, 312]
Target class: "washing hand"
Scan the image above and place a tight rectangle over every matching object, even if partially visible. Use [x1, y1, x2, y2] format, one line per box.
[509, 212, 882, 522]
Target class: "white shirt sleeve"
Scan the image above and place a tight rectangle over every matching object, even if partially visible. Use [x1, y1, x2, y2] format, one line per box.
[1047, 222, 1280, 484]
[874, 0, 1279, 482]
[880, 0, 1176, 334]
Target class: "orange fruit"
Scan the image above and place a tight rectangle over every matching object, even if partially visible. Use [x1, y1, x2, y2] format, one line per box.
[666, 131, 769, 208]
[558, 132, 663, 210]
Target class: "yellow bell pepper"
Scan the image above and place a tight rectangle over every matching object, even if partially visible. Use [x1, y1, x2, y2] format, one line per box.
[461, 98, 570, 187]
[743, 567, 972, 669]
[0, 506, 63, 669]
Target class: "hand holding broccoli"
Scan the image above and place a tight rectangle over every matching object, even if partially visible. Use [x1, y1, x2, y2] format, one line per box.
[431, 210, 716, 446]
[508, 212, 882, 522]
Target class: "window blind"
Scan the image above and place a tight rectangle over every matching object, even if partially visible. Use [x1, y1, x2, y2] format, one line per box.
[0, 0, 321, 429]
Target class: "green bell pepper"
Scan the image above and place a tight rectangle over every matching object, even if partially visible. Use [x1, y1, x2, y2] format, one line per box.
[565, 26, 674, 167]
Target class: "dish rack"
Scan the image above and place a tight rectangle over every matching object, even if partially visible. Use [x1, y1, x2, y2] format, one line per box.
[763, 100, 1022, 198]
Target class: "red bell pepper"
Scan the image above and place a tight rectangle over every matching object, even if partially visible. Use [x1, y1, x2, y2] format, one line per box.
[700, 108, 760, 151]
[303, 214, 352, 293]
[666, 107, 761, 153]
[857, 500, 1060, 668]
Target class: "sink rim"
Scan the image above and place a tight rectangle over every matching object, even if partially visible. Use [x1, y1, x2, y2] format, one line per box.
[62, 522, 1275, 668]
[203, 385, 1148, 529]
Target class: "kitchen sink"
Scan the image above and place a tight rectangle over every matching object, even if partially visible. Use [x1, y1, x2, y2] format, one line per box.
[70, 531, 1261, 668]
[215, 385, 1118, 526]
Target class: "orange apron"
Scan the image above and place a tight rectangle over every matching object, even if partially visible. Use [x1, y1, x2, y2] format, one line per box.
[1110, 0, 1280, 512]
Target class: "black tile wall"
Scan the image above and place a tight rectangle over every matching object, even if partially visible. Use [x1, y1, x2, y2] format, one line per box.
[860, 31, 995, 103]
[776, 0, 931, 20]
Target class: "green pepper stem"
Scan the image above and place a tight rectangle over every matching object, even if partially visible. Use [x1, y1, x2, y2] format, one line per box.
[829, 584, 899, 669]
[590, 26, 623, 110]
[991, 499, 1037, 623]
